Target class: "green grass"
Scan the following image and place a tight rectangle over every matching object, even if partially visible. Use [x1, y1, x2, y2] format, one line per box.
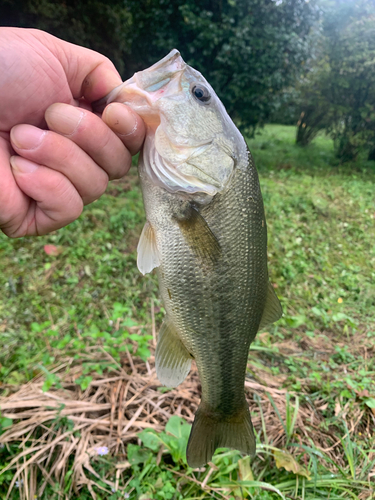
[1, 125, 375, 499]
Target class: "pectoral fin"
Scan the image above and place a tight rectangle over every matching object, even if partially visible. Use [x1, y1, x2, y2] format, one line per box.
[137, 222, 160, 275]
[258, 282, 283, 331]
[155, 319, 192, 387]
[175, 207, 221, 264]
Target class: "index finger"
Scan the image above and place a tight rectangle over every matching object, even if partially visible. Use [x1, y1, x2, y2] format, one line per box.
[28, 28, 122, 101]
[102, 103, 146, 156]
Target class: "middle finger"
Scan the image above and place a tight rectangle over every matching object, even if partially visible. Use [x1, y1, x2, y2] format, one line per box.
[10, 124, 109, 205]
[45, 103, 132, 180]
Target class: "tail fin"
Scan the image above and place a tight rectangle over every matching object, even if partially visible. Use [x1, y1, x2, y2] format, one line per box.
[186, 401, 255, 468]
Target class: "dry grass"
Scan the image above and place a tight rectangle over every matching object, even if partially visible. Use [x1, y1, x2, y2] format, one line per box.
[1, 340, 374, 499]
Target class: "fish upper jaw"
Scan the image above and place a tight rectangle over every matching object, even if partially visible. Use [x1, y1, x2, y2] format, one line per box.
[95, 49, 186, 116]
[146, 49, 185, 73]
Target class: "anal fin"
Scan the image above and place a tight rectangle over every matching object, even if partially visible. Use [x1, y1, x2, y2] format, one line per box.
[155, 319, 192, 387]
[137, 221, 160, 275]
[258, 282, 283, 331]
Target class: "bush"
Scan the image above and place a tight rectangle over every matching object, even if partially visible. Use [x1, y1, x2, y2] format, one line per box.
[296, 0, 375, 162]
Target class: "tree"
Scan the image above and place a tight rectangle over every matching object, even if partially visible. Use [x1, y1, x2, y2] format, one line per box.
[0, 0, 317, 133]
[296, 0, 375, 161]
[0, 0, 132, 75]
[122, 0, 317, 134]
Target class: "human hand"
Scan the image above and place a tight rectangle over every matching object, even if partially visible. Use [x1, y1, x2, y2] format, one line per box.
[0, 27, 145, 237]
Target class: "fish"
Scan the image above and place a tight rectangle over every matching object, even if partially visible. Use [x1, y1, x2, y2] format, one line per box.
[94, 50, 282, 468]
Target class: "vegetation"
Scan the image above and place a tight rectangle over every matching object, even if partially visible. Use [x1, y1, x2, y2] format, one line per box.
[1, 125, 374, 499]
[295, 0, 375, 161]
[1, 0, 375, 497]
[3, 0, 375, 161]
[0, 0, 316, 133]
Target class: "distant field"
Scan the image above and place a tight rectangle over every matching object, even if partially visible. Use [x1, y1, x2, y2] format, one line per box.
[1, 125, 374, 499]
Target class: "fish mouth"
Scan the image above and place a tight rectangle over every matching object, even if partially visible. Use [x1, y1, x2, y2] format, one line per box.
[94, 49, 186, 116]
[141, 49, 185, 87]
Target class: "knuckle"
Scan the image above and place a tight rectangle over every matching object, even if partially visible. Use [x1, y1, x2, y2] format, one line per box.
[88, 174, 108, 202]
[96, 175, 109, 196]
[66, 199, 83, 223]
[48, 172, 69, 196]
[49, 175, 82, 218]
[60, 192, 83, 224]
[110, 153, 132, 180]
[58, 141, 78, 167]
[97, 127, 112, 150]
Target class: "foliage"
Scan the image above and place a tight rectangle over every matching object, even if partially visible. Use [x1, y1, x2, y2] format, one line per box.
[0, 0, 317, 133]
[0, 0, 132, 75]
[0, 170, 158, 387]
[296, 0, 375, 161]
[1, 125, 375, 498]
[122, 0, 318, 134]
[121, 415, 373, 499]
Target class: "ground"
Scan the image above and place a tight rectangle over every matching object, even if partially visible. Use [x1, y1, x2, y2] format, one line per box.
[0, 125, 374, 499]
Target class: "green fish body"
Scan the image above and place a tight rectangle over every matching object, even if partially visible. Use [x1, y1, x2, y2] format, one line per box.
[96, 50, 282, 467]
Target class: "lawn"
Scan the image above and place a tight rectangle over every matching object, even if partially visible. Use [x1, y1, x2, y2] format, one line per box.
[0, 125, 374, 499]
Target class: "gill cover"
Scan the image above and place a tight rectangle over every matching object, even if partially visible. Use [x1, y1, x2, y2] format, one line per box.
[97, 49, 248, 199]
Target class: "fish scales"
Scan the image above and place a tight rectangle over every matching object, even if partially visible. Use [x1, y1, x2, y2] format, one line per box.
[140, 153, 270, 467]
[142, 159, 267, 405]
[94, 49, 282, 467]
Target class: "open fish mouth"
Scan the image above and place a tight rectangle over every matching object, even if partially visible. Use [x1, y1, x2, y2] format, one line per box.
[93, 48, 247, 198]
[93, 49, 185, 113]
[138, 49, 185, 92]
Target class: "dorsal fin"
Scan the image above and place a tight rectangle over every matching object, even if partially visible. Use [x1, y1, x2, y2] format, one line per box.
[258, 282, 283, 331]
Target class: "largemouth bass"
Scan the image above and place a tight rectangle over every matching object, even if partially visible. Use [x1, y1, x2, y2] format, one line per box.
[95, 50, 282, 467]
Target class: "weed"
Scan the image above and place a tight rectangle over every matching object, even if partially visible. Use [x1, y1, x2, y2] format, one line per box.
[1, 127, 375, 498]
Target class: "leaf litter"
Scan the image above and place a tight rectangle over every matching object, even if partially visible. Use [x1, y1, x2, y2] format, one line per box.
[1, 331, 374, 499]
[1, 131, 375, 498]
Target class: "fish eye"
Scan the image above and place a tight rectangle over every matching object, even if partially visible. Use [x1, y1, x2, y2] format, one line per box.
[191, 84, 211, 104]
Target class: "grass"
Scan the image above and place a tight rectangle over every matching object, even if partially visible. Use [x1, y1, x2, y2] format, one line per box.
[0, 124, 374, 499]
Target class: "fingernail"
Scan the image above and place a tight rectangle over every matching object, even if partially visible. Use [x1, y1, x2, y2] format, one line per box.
[82, 69, 122, 101]
[10, 156, 39, 173]
[45, 103, 84, 136]
[11, 125, 46, 150]
[103, 103, 138, 136]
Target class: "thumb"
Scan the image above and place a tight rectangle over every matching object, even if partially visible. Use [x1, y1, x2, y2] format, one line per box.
[36, 29, 122, 102]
